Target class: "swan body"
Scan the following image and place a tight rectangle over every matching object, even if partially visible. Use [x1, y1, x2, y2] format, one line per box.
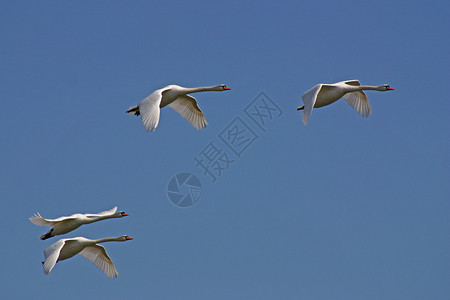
[29, 206, 128, 240]
[297, 80, 394, 124]
[42, 235, 133, 278]
[127, 84, 231, 132]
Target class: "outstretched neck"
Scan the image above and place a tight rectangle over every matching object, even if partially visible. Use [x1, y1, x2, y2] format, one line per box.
[85, 214, 114, 224]
[182, 86, 221, 94]
[94, 237, 124, 244]
[345, 85, 383, 93]
[356, 85, 381, 91]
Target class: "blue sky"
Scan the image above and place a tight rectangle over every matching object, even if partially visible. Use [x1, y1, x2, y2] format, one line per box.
[1, 0, 449, 299]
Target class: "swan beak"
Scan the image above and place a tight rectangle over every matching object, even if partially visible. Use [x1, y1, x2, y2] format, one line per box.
[387, 87, 394, 90]
[125, 236, 133, 240]
[122, 213, 129, 216]
[223, 86, 231, 90]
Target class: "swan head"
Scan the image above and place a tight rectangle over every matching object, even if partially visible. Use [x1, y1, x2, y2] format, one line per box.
[111, 211, 128, 218]
[379, 84, 394, 91]
[218, 84, 231, 91]
[119, 235, 133, 241]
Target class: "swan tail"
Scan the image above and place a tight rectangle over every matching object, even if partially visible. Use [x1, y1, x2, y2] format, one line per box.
[40, 231, 53, 240]
[126, 105, 140, 116]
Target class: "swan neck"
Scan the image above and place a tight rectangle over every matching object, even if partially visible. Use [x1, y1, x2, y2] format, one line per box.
[85, 214, 111, 224]
[182, 86, 218, 94]
[357, 85, 379, 91]
[93, 237, 122, 243]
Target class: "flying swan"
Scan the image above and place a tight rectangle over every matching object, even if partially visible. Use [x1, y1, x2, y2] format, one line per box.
[127, 84, 231, 131]
[297, 80, 394, 124]
[42, 235, 133, 278]
[29, 206, 128, 240]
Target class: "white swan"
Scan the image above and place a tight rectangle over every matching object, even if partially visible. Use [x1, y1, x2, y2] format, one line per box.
[127, 84, 231, 132]
[297, 80, 394, 124]
[29, 206, 128, 240]
[42, 235, 133, 278]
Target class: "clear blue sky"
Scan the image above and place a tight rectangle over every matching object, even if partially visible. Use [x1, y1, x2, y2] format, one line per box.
[1, 1, 449, 299]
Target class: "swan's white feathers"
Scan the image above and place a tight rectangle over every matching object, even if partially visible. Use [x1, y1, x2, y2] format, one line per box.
[30, 206, 118, 226]
[29, 213, 54, 227]
[43, 239, 69, 275]
[30, 207, 125, 239]
[343, 80, 361, 86]
[97, 206, 117, 216]
[343, 90, 372, 117]
[299, 80, 391, 124]
[139, 89, 165, 132]
[42, 236, 130, 278]
[129, 84, 229, 131]
[301, 84, 322, 125]
[84, 206, 118, 218]
[29, 213, 76, 227]
[79, 245, 119, 279]
[168, 94, 208, 130]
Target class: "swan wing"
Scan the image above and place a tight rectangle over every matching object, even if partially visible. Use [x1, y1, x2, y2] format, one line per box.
[29, 213, 56, 227]
[168, 94, 208, 130]
[43, 239, 68, 274]
[79, 245, 119, 279]
[29, 213, 76, 226]
[343, 80, 361, 86]
[343, 90, 372, 117]
[84, 206, 118, 218]
[301, 84, 322, 125]
[98, 206, 117, 215]
[139, 89, 165, 132]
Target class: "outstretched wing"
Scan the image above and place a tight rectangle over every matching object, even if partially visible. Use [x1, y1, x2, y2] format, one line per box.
[43, 239, 68, 274]
[139, 89, 166, 132]
[79, 245, 119, 279]
[29, 213, 57, 227]
[168, 94, 208, 130]
[29, 213, 76, 227]
[301, 84, 322, 125]
[343, 91, 372, 117]
[84, 206, 118, 218]
[343, 80, 361, 86]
